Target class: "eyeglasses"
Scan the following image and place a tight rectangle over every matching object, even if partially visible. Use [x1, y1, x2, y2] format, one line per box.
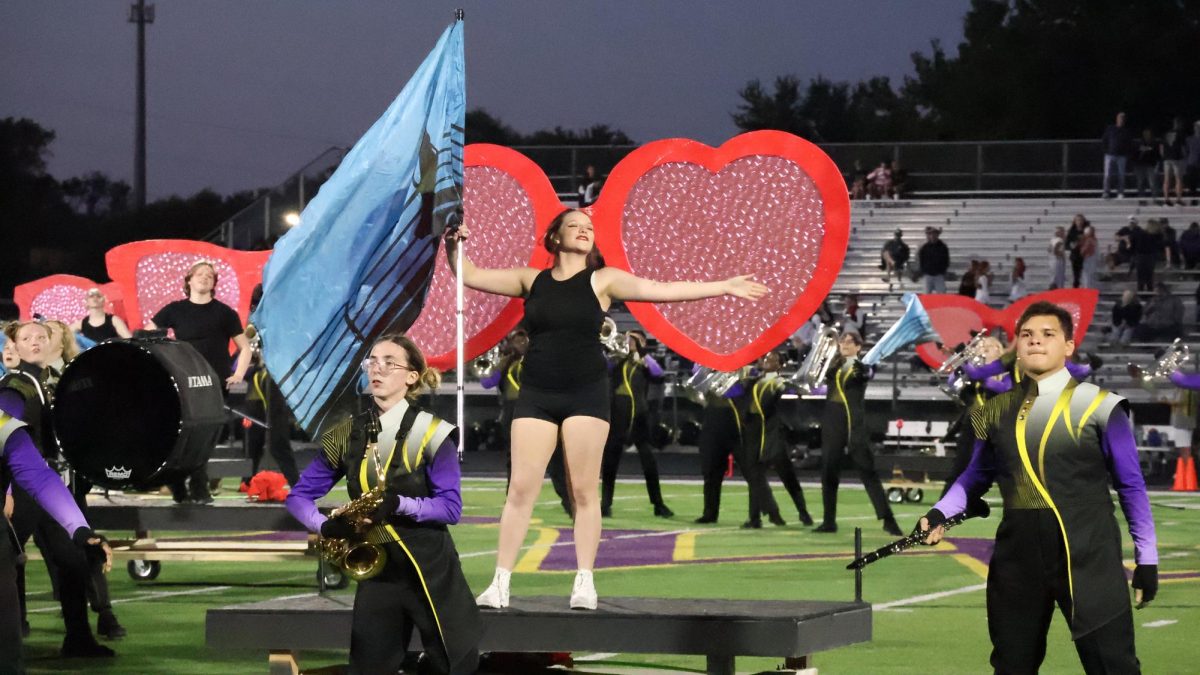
[360, 357, 413, 374]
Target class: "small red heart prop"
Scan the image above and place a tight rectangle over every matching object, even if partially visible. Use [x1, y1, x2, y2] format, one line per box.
[14, 275, 127, 325]
[592, 131, 849, 370]
[916, 288, 1099, 369]
[407, 145, 557, 370]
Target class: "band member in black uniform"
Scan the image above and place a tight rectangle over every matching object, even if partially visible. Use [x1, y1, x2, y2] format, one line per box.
[941, 335, 1009, 499]
[286, 334, 481, 675]
[2, 321, 115, 660]
[601, 329, 673, 519]
[814, 332, 903, 536]
[145, 261, 253, 504]
[69, 288, 132, 343]
[919, 302, 1158, 674]
[730, 351, 812, 528]
[449, 208, 766, 609]
[480, 329, 571, 516]
[694, 373, 742, 524]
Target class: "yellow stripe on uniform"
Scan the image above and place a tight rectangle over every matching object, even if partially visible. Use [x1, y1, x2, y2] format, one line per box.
[1015, 389, 1077, 624]
[836, 367, 853, 429]
[1076, 391, 1109, 440]
[752, 379, 766, 458]
[1037, 384, 1076, 481]
[384, 524, 446, 644]
[413, 420, 440, 470]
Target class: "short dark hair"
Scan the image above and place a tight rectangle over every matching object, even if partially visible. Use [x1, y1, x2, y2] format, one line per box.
[1015, 301, 1073, 341]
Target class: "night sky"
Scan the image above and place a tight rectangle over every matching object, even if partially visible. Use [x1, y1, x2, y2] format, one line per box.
[1, 1, 968, 200]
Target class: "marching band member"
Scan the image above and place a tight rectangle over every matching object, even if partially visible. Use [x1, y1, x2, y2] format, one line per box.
[600, 329, 673, 519]
[814, 332, 903, 536]
[727, 351, 812, 528]
[286, 334, 481, 675]
[942, 335, 1011, 498]
[918, 302, 1157, 674]
[449, 208, 765, 610]
[2, 321, 114, 661]
[694, 372, 742, 524]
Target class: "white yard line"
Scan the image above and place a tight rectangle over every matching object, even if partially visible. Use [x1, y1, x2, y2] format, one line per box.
[873, 583, 987, 610]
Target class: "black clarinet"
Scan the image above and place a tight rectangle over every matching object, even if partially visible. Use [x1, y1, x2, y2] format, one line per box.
[846, 501, 991, 571]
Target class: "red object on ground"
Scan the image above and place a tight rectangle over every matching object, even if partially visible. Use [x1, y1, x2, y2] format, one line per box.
[246, 471, 290, 502]
[1173, 456, 1198, 491]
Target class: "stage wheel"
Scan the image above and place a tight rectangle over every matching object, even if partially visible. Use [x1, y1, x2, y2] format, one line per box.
[886, 488, 903, 503]
[905, 488, 924, 503]
[319, 567, 349, 590]
[127, 560, 161, 581]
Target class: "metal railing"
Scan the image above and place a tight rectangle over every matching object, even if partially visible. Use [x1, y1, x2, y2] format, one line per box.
[206, 139, 1117, 250]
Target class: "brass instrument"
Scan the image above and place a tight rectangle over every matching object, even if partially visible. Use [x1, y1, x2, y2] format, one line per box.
[470, 343, 504, 380]
[314, 411, 389, 581]
[936, 330, 990, 399]
[1130, 338, 1191, 389]
[788, 323, 840, 394]
[599, 316, 629, 358]
[683, 366, 745, 403]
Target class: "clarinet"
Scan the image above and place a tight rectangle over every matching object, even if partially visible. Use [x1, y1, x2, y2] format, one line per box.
[846, 505, 987, 571]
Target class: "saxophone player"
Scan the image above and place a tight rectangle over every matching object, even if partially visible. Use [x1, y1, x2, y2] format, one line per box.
[286, 334, 481, 675]
[917, 303, 1157, 674]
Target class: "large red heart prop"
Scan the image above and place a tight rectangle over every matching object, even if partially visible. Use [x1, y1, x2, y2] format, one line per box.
[407, 145, 558, 370]
[915, 288, 1099, 368]
[592, 131, 850, 370]
[105, 240, 270, 329]
[14, 275, 127, 324]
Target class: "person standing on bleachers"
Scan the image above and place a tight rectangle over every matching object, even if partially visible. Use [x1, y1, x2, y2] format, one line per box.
[1065, 214, 1088, 289]
[813, 332, 902, 536]
[1161, 117, 1188, 206]
[1048, 226, 1067, 289]
[1130, 218, 1165, 293]
[1079, 226, 1100, 289]
[918, 226, 950, 294]
[1179, 222, 1200, 269]
[1131, 127, 1161, 199]
[1186, 120, 1200, 197]
[1101, 111, 1132, 199]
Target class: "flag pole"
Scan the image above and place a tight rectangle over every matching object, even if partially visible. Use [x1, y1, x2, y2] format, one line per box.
[454, 8, 466, 461]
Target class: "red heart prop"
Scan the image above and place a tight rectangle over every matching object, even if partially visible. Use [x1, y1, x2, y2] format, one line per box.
[14, 275, 127, 324]
[592, 130, 850, 370]
[105, 240, 270, 329]
[915, 289, 1099, 369]
[407, 144, 557, 370]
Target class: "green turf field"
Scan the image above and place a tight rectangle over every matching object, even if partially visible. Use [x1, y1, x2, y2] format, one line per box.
[18, 479, 1200, 674]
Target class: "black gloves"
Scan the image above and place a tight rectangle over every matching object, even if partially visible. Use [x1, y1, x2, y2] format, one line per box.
[319, 516, 356, 540]
[371, 493, 401, 525]
[913, 508, 946, 543]
[71, 527, 108, 567]
[1132, 564, 1158, 608]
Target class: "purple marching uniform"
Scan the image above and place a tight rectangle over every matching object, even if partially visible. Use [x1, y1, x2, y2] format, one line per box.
[931, 367, 1157, 673]
[1168, 370, 1200, 390]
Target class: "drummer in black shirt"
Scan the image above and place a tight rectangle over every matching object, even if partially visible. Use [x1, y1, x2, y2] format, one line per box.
[145, 261, 252, 503]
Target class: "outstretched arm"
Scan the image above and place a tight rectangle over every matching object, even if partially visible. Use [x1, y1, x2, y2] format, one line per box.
[596, 267, 767, 304]
[444, 226, 538, 298]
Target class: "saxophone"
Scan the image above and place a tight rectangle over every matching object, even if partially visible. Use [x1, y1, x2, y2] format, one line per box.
[315, 410, 389, 581]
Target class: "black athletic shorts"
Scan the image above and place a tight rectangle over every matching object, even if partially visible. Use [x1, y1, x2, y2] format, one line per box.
[513, 378, 610, 424]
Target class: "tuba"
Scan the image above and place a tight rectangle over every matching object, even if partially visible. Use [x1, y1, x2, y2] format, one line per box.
[684, 366, 745, 403]
[599, 317, 629, 358]
[936, 330, 991, 399]
[470, 343, 504, 380]
[314, 411, 389, 581]
[1129, 338, 1190, 389]
[789, 323, 840, 394]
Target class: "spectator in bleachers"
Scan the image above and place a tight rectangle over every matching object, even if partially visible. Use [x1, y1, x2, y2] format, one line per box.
[974, 260, 993, 304]
[577, 165, 603, 207]
[1107, 216, 1137, 276]
[1080, 226, 1100, 289]
[958, 259, 979, 298]
[1009, 257, 1028, 301]
[889, 160, 909, 199]
[1101, 111, 1132, 199]
[866, 160, 892, 199]
[1186, 120, 1200, 196]
[838, 293, 869, 338]
[1131, 218, 1164, 292]
[1048, 226, 1067, 289]
[1181, 222, 1200, 269]
[918, 226, 950, 293]
[1110, 290, 1142, 346]
[1131, 128, 1160, 198]
[1161, 219, 1180, 268]
[1160, 117, 1188, 205]
[849, 160, 868, 200]
[1134, 282, 1184, 342]
[1065, 214, 1088, 288]
[880, 229, 909, 283]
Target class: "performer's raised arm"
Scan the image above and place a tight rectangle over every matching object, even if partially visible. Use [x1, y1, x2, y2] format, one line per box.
[444, 224, 540, 298]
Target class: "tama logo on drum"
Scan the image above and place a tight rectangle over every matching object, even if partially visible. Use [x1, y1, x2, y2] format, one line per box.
[187, 375, 214, 388]
[105, 466, 132, 480]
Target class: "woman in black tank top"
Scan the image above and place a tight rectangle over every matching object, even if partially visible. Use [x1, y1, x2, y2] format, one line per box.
[446, 208, 766, 610]
[70, 288, 132, 343]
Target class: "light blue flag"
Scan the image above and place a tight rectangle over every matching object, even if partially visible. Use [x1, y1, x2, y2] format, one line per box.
[252, 19, 465, 434]
[862, 293, 941, 366]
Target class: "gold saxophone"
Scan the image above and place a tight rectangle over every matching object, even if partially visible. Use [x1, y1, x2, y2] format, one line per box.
[315, 412, 389, 581]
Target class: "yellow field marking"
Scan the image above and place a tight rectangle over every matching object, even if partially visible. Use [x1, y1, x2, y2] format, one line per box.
[513, 527, 560, 573]
[951, 553, 990, 580]
[673, 532, 698, 561]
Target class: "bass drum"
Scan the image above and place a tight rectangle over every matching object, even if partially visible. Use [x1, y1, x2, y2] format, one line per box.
[52, 339, 226, 490]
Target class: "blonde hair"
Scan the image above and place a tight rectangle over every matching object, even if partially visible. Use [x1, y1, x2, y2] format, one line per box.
[4, 321, 51, 343]
[45, 320, 80, 363]
[371, 333, 441, 400]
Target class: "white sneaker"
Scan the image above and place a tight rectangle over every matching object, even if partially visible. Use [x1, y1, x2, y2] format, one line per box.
[569, 569, 597, 610]
[476, 568, 510, 608]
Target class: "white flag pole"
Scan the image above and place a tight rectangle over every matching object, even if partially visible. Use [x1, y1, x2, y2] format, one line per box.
[456, 239, 465, 461]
